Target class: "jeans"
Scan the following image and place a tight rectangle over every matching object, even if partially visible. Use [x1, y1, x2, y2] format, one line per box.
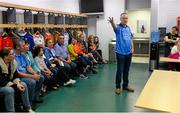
[63, 61, 77, 76]
[0, 87, 14, 112]
[20, 82, 31, 110]
[21, 75, 44, 104]
[92, 50, 103, 62]
[0, 82, 31, 112]
[116, 53, 132, 89]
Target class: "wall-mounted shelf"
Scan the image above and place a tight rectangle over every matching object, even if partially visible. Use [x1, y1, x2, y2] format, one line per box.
[0, 24, 87, 28]
[0, 2, 87, 17]
[0, 2, 87, 29]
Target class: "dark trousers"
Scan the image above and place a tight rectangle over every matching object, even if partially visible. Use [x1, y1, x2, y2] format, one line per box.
[52, 66, 70, 84]
[165, 45, 171, 57]
[92, 50, 103, 62]
[116, 53, 132, 89]
[73, 56, 92, 74]
[41, 71, 58, 88]
[63, 62, 77, 76]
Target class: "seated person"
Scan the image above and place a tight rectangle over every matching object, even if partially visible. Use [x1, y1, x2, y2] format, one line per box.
[79, 34, 98, 64]
[68, 38, 91, 79]
[75, 38, 98, 73]
[79, 33, 88, 54]
[168, 40, 180, 71]
[14, 39, 44, 105]
[54, 35, 77, 77]
[164, 26, 179, 57]
[0, 48, 34, 113]
[34, 46, 59, 90]
[44, 39, 76, 86]
[94, 36, 102, 58]
[88, 35, 107, 64]
[22, 40, 48, 94]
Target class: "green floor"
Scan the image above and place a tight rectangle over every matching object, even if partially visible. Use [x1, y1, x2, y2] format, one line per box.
[36, 63, 152, 112]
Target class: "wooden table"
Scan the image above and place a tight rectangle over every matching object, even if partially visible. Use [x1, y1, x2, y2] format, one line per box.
[159, 57, 180, 63]
[135, 70, 180, 112]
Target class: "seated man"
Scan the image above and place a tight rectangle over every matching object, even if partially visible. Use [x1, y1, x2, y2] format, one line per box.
[54, 35, 77, 77]
[0, 48, 34, 113]
[164, 26, 179, 57]
[22, 40, 58, 92]
[44, 38, 76, 86]
[14, 39, 44, 105]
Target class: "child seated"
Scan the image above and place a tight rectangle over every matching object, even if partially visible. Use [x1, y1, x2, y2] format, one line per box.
[168, 40, 180, 71]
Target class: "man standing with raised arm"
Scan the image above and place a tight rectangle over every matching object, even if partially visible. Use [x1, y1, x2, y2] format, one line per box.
[108, 13, 135, 95]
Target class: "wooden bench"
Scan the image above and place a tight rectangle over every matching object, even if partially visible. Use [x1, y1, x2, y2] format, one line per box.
[159, 57, 180, 63]
[135, 70, 180, 112]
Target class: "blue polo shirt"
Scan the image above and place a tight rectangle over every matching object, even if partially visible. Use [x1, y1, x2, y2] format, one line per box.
[115, 24, 133, 55]
[19, 33, 35, 51]
[54, 43, 69, 59]
[44, 47, 56, 60]
[14, 52, 30, 73]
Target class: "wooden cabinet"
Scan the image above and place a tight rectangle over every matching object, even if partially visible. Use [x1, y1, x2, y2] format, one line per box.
[133, 39, 149, 56]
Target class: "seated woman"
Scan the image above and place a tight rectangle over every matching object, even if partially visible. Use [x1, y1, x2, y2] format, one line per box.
[168, 40, 180, 71]
[68, 38, 92, 79]
[88, 35, 107, 64]
[79, 34, 98, 64]
[94, 36, 102, 58]
[34, 46, 59, 90]
[75, 38, 98, 74]
[0, 48, 34, 113]
[44, 39, 76, 86]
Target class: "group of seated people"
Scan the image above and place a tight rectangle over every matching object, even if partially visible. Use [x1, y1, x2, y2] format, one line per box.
[164, 26, 180, 70]
[0, 32, 107, 112]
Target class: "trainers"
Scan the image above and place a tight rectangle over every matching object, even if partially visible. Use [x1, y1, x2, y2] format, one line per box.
[64, 80, 72, 86]
[70, 79, 76, 84]
[80, 74, 88, 79]
[102, 60, 108, 64]
[123, 87, 134, 92]
[28, 109, 35, 113]
[92, 68, 98, 74]
[115, 88, 121, 95]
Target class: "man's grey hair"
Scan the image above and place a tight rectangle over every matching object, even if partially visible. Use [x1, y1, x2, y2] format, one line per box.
[120, 13, 128, 17]
[14, 39, 24, 49]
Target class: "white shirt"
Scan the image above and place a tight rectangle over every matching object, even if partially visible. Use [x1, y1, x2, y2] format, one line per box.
[171, 45, 179, 54]
[64, 32, 69, 46]
[33, 34, 45, 47]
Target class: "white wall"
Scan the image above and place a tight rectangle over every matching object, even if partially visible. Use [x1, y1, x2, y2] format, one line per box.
[87, 15, 97, 36]
[128, 9, 151, 38]
[126, 0, 151, 10]
[96, 0, 125, 60]
[157, 0, 180, 32]
[0, 0, 79, 13]
[87, 0, 125, 60]
[150, 0, 159, 31]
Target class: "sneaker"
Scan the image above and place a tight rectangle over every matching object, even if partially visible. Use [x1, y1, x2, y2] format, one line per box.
[123, 86, 134, 92]
[80, 74, 88, 79]
[115, 88, 121, 95]
[28, 109, 35, 113]
[69, 79, 76, 84]
[102, 60, 108, 64]
[64, 80, 72, 86]
[91, 68, 98, 74]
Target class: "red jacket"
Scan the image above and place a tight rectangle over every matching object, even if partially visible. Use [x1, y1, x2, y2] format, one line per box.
[0, 36, 14, 50]
[168, 53, 180, 59]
